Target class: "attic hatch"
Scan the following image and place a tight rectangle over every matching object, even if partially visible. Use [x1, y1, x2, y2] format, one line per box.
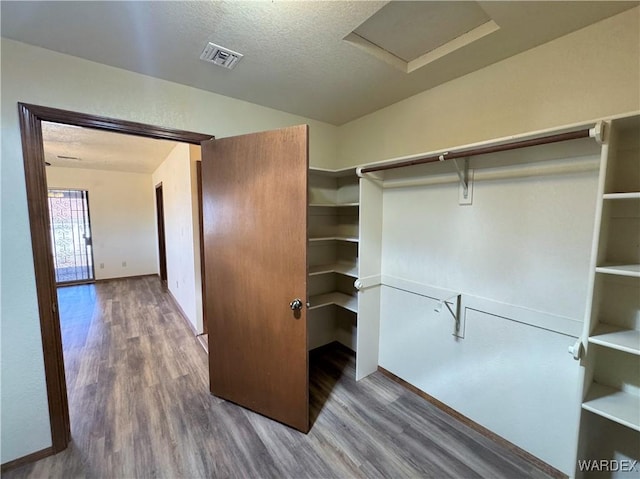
[345, 1, 499, 73]
[200, 42, 243, 70]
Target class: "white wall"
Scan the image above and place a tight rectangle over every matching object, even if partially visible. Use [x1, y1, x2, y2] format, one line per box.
[152, 144, 202, 333]
[338, 7, 640, 168]
[46, 167, 158, 280]
[0, 38, 337, 464]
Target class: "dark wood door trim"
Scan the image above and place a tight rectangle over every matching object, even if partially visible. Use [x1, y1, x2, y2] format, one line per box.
[17, 102, 212, 456]
[155, 183, 168, 285]
[196, 161, 207, 335]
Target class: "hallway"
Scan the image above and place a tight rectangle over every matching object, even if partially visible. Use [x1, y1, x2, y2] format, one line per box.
[5, 276, 555, 478]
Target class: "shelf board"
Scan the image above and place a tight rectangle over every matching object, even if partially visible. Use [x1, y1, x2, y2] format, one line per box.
[308, 167, 357, 178]
[590, 324, 640, 355]
[309, 202, 359, 207]
[309, 236, 359, 243]
[603, 192, 640, 200]
[582, 383, 640, 432]
[309, 292, 358, 313]
[309, 262, 358, 278]
[595, 264, 640, 278]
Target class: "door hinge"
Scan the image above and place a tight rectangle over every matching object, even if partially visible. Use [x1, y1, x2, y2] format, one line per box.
[52, 302, 57, 314]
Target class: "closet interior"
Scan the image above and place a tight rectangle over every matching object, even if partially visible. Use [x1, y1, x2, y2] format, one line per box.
[346, 112, 639, 477]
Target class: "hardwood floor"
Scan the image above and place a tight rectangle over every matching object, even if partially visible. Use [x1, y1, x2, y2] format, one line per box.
[5, 276, 555, 478]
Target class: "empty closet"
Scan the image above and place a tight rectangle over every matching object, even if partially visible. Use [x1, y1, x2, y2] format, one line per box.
[353, 113, 639, 476]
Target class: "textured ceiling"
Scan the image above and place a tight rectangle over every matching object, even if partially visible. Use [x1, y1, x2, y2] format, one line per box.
[2, 1, 637, 125]
[43, 122, 179, 174]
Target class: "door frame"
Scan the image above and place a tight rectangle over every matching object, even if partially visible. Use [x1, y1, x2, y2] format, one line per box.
[154, 183, 168, 285]
[17, 102, 212, 454]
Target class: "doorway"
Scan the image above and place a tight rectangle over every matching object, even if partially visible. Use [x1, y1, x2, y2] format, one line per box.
[48, 189, 95, 284]
[18, 102, 212, 454]
[155, 184, 167, 285]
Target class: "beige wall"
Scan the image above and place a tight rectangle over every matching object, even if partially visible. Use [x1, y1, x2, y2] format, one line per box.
[152, 144, 203, 333]
[46, 167, 158, 280]
[337, 7, 640, 168]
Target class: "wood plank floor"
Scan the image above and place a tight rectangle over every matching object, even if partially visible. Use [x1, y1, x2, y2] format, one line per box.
[5, 276, 555, 478]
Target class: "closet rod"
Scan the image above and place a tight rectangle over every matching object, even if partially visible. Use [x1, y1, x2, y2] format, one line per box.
[360, 128, 592, 174]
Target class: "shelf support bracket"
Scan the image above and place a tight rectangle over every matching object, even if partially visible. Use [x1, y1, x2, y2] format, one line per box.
[434, 293, 462, 336]
[452, 158, 470, 199]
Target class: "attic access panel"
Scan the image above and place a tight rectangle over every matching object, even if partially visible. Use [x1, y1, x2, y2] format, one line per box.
[345, 1, 499, 73]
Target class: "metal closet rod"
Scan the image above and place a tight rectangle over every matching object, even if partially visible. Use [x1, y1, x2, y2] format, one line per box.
[359, 128, 592, 174]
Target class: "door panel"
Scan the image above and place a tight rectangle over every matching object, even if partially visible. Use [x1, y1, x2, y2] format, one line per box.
[201, 125, 309, 432]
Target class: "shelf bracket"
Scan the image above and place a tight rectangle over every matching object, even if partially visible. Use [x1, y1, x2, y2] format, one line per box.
[452, 157, 470, 199]
[441, 155, 473, 204]
[434, 293, 462, 336]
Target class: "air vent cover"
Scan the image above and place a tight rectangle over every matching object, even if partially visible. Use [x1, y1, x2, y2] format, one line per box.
[200, 42, 243, 70]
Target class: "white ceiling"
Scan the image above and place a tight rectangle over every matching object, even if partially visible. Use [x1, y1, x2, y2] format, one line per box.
[42, 122, 179, 174]
[2, 1, 637, 125]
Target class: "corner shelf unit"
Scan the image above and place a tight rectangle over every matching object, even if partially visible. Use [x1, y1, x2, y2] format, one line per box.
[576, 115, 640, 474]
[307, 168, 360, 352]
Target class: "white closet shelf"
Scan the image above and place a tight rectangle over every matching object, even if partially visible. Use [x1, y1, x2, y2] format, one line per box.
[582, 383, 640, 432]
[309, 292, 358, 313]
[595, 264, 640, 277]
[308, 262, 358, 278]
[308, 236, 359, 243]
[603, 192, 640, 200]
[308, 167, 357, 177]
[590, 324, 640, 355]
[309, 202, 359, 207]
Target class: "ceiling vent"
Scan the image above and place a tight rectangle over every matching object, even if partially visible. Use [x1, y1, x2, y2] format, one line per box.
[200, 42, 243, 70]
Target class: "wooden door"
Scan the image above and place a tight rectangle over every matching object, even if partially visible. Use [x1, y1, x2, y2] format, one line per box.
[201, 125, 309, 432]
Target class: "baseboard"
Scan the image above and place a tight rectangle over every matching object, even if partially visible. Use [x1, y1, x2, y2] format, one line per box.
[56, 279, 95, 287]
[1, 446, 54, 473]
[94, 273, 158, 283]
[377, 367, 567, 479]
[166, 289, 200, 338]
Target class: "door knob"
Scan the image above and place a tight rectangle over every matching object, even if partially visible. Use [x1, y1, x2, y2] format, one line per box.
[290, 298, 303, 310]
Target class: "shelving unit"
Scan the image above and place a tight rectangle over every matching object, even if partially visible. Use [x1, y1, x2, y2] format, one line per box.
[308, 262, 358, 277]
[589, 324, 640, 355]
[307, 168, 360, 352]
[309, 292, 358, 313]
[309, 202, 359, 207]
[583, 383, 640, 431]
[308, 236, 359, 243]
[576, 115, 640, 476]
